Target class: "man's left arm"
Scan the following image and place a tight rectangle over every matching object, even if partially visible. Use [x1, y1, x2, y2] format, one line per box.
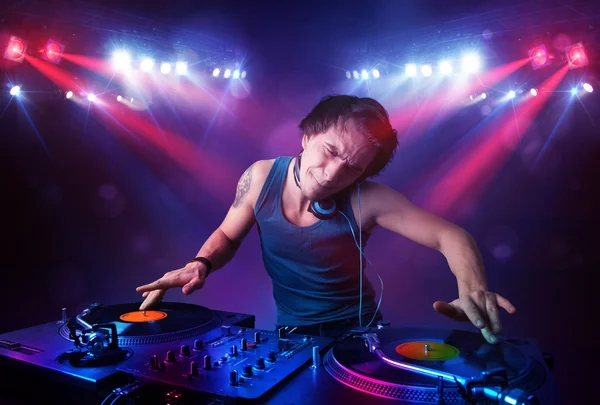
[362, 182, 516, 343]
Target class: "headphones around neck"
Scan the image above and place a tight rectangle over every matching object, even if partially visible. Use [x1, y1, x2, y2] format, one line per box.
[293, 152, 338, 220]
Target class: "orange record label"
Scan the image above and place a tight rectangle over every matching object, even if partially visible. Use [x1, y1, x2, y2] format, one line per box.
[119, 310, 168, 322]
[395, 341, 460, 361]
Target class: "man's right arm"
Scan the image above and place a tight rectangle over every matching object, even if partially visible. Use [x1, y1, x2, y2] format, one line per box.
[193, 162, 262, 273]
[136, 160, 269, 308]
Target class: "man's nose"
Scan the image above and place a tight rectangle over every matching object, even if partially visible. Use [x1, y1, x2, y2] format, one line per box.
[323, 160, 345, 181]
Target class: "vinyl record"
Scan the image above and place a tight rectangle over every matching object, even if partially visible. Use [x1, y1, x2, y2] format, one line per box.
[60, 302, 222, 345]
[324, 327, 547, 402]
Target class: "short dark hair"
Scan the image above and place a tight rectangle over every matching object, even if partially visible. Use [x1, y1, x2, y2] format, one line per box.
[299, 95, 398, 180]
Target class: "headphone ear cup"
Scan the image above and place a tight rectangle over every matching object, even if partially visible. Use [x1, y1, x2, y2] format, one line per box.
[309, 198, 337, 220]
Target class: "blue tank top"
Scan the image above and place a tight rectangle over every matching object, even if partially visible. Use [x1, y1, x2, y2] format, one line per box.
[254, 156, 378, 326]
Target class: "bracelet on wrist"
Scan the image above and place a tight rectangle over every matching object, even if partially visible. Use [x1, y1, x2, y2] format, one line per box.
[187, 257, 213, 276]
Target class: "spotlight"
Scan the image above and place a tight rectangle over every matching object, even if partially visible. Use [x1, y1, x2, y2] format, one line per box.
[175, 61, 187, 75]
[41, 39, 64, 64]
[345, 71, 351, 79]
[481, 92, 487, 99]
[582, 83, 593, 93]
[87, 93, 96, 102]
[4, 36, 26, 63]
[112, 50, 131, 71]
[361, 69, 369, 80]
[421, 64, 432, 77]
[462, 52, 481, 73]
[116, 95, 122, 102]
[508, 90, 516, 99]
[530, 88, 538, 96]
[160, 62, 172, 74]
[65, 90, 73, 99]
[140, 58, 154, 72]
[439, 61, 452, 75]
[528, 45, 550, 70]
[570, 88, 577, 95]
[212, 68, 220, 77]
[10, 85, 21, 96]
[372, 69, 380, 78]
[241, 71, 247, 79]
[352, 70, 359, 80]
[405, 63, 417, 77]
[224, 69, 231, 79]
[233, 70, 240, 79]
[566, 43, 588, 69]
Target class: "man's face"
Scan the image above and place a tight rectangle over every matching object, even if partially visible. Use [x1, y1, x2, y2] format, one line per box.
[299, 120, 376, 201]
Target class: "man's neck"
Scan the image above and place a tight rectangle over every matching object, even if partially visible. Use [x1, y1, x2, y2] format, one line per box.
[285, 157, 311, 214]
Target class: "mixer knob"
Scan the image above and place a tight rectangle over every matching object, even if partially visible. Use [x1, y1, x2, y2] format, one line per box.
[266, 350, 277, 363]
[242, 364, 253, 377]
[229, 370, 238, 386]
[278, 327, 286, 338]
[241, 338, 248, 351]
[189, 360, 199, 376]
[150, 354, 159, 370]
[255, 357, 265, 370]
[254, 331, 261, 344]
[222, 325, 232, 336]
[230, 345, 238, 357]
[165, 350, 176, 363]
[193, 339, 203, 351]
[303, 335, 312, 342]
[203, 355, 212, 369]
[180, 344, 191, 357]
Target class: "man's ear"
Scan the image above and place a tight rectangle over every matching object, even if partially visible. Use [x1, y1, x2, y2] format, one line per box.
[301, 133, 309, 149]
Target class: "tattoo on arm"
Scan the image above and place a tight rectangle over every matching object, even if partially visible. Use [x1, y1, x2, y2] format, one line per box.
[233, 165, 253, 208]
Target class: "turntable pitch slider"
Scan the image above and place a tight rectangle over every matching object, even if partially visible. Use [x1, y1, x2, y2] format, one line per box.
[361, 333, 540, 405]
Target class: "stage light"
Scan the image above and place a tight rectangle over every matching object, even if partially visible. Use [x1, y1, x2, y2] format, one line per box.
[352, 70, 359, 80]
[87, 93, 96, 102]
[582, 83, 593, 93]
[508, 90, 516, 99]
[232, 70, 240, 79]
[140, 58, 154, 72]
[345, 71, 351, 79]
[528, 45, 550, 70]
[421, 64, 432, 77]
[42, 39, 64, 64]
[567, 43, 588, 69]
[361, 70, 369, 80]
[570, 88, 577, 95]
[175, 61, 187, 75]
[481, 92, 487, 99]
[112, 50, 131, 71]
[372, 69, 380, 78]
[160, 62, 172, 74]
[65, 90, 73, 99]
[530, 88, 538, 96]
[10, 85, 21, 96]
[4, 36, 26, 63]
[212, 68, 220, 77]
[405, 63, 417, 77]
[241, 71, 247, 79]
[224, 69, 231, 79]
[462, 52, 481, 73]
[439, 61, 452, 75]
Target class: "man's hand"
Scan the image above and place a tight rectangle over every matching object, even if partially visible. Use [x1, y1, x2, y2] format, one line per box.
[433, 290, 516, 344]
[136, 262, 208, 310]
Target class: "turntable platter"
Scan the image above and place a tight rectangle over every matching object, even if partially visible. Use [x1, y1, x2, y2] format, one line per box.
[324, 327, 547, 402]
[59, 302, 222, 346]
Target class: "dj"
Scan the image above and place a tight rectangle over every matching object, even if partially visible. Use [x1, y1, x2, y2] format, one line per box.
[136, 95, 516, 344]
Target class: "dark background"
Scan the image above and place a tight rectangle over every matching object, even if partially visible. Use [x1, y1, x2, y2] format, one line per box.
[1, 0, 599, 403]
